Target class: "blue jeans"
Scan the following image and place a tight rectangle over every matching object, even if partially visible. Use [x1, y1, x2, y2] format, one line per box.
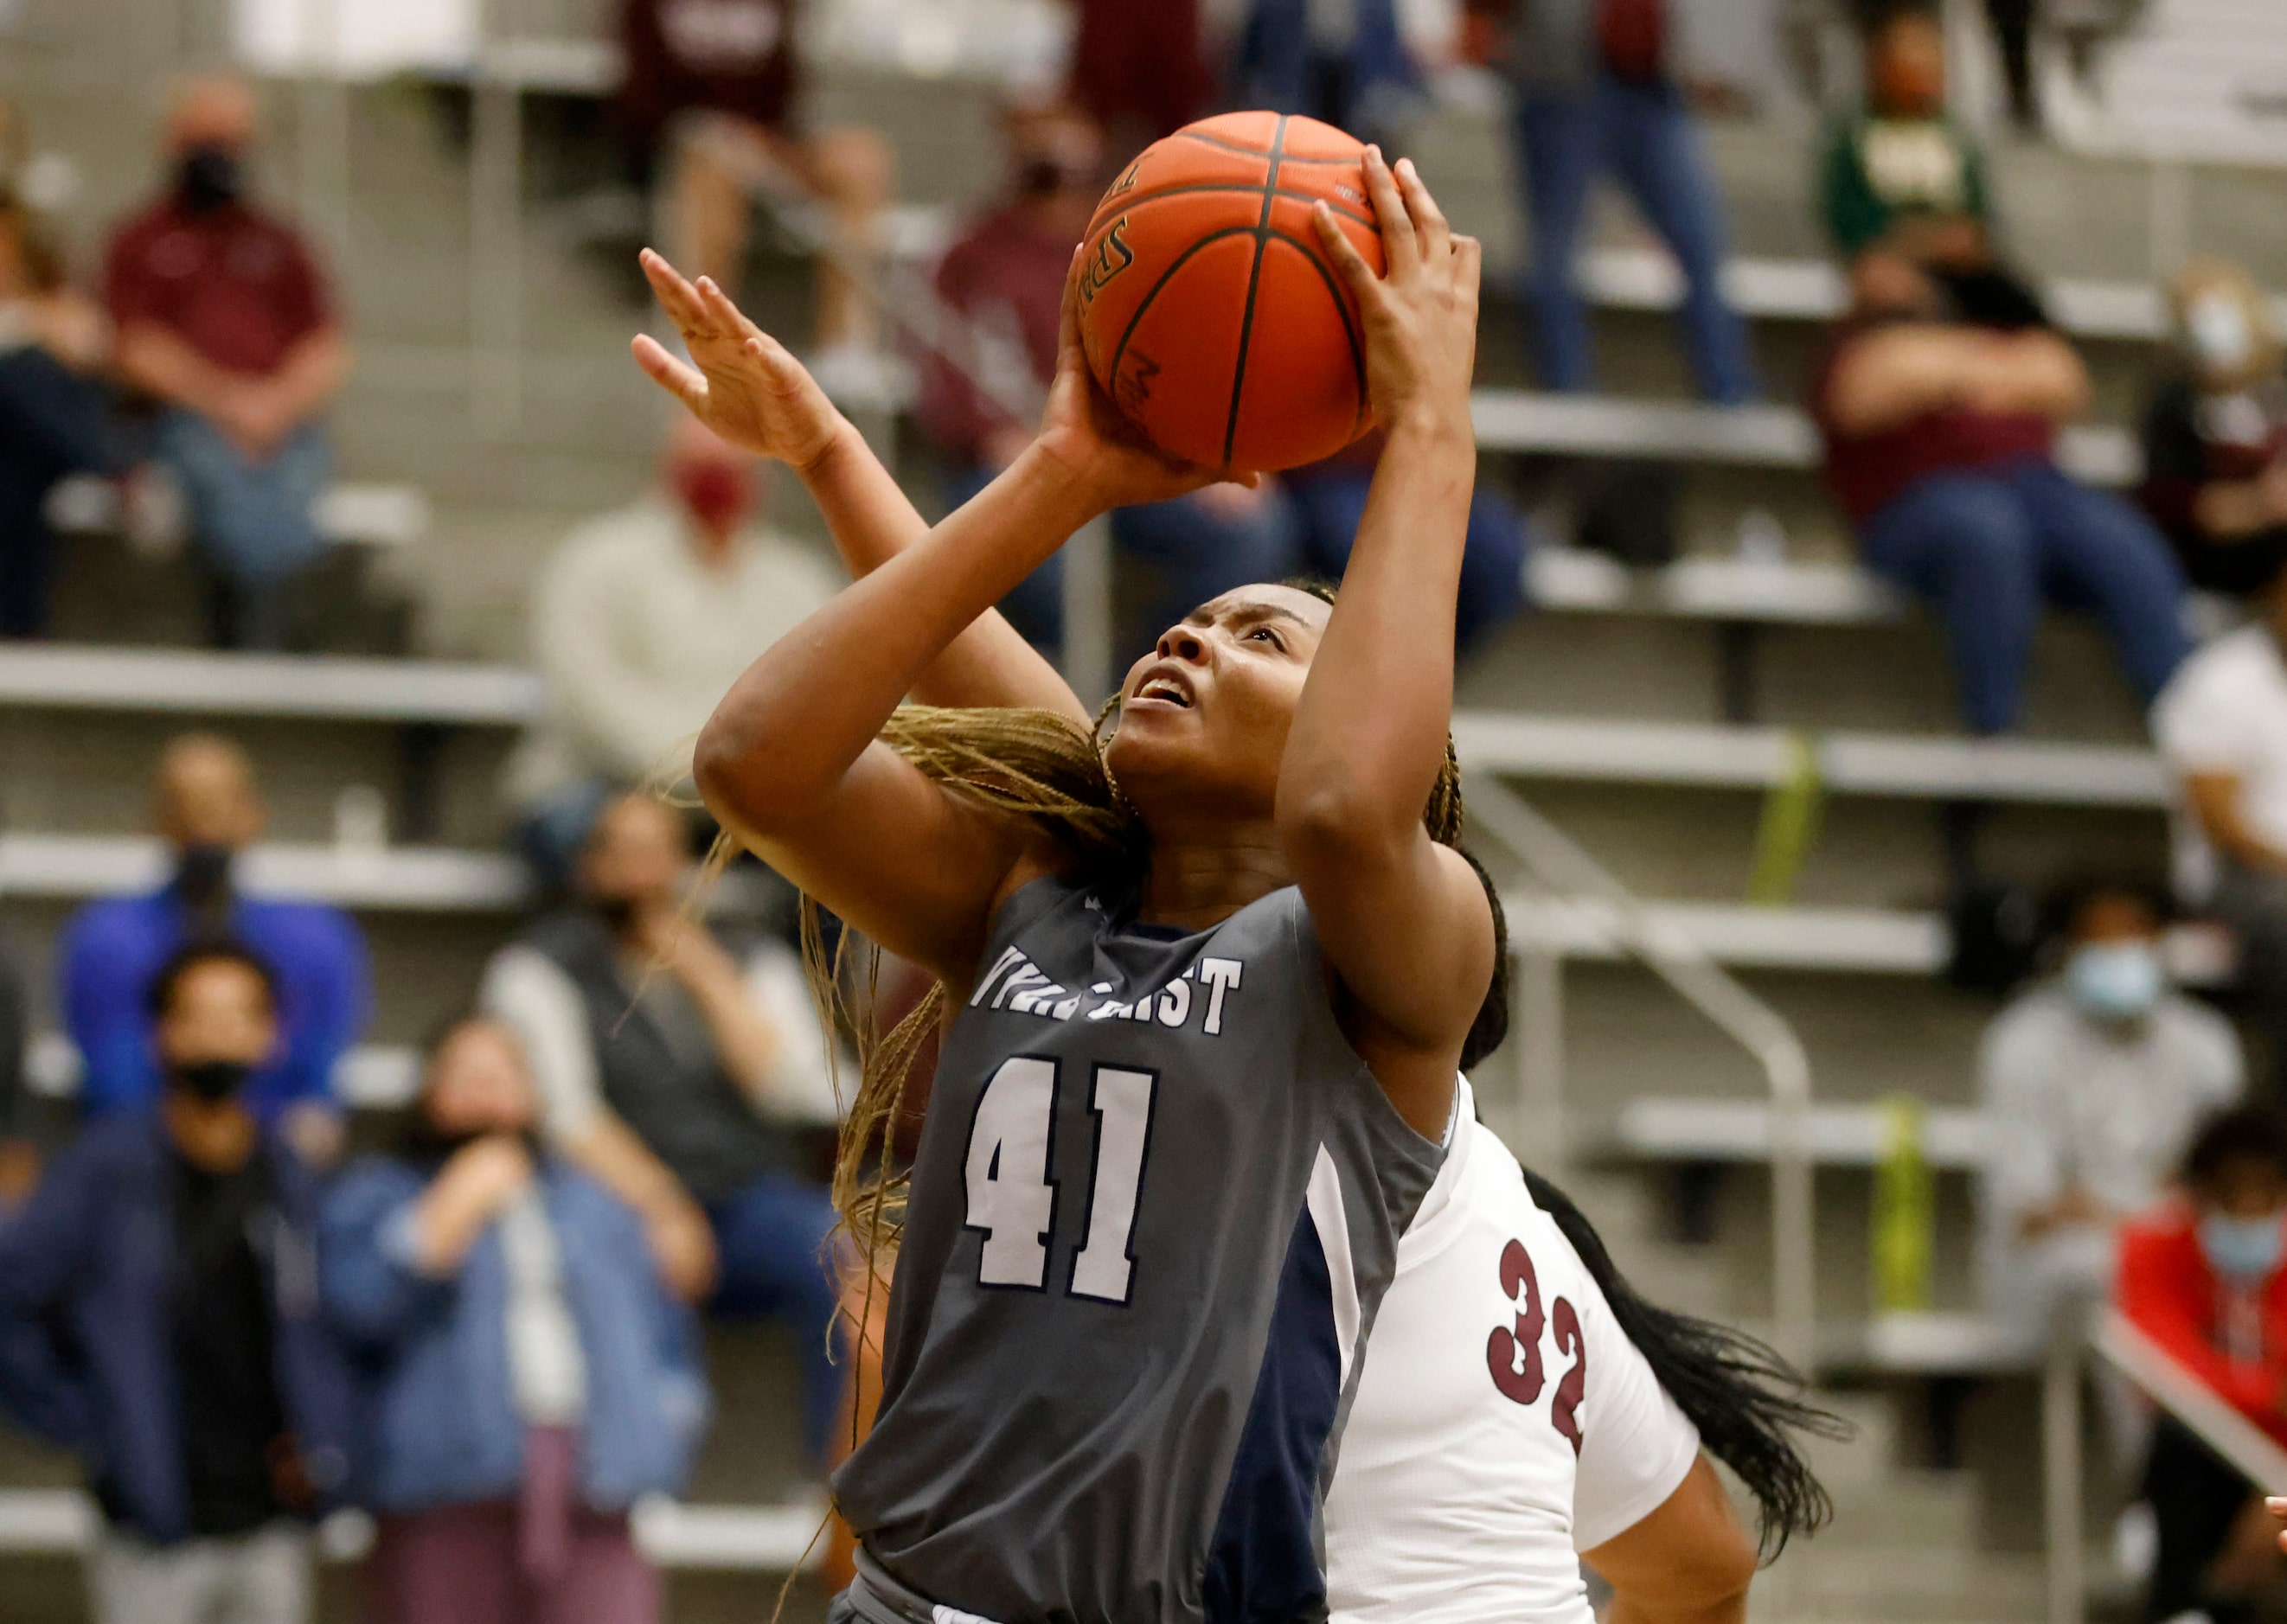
[1858, 458, 2191, 734]
[705, 1171, 844, 1463]
[0, 346, 120, 638]
[1514, 78, 1758, 404]
[156, 409, 330, 648]
[949, 466, 1303, 674]
[1285, 470, 1533, 655]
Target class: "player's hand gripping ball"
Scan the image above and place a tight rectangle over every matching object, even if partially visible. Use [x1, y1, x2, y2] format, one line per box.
[1076, 112, 1387, 474]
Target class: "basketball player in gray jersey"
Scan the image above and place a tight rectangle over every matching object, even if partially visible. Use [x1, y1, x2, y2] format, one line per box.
[632, 146, 1496, 1624]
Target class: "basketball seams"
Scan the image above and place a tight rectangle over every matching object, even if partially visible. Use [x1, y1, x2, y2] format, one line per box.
[1265, 230, 1372, 436]
[1105, 226, 1260, 422]
[1091, 183, 1373, 233]
[1219, 115, 1290, 467]
[1175, 130, 1358, 165]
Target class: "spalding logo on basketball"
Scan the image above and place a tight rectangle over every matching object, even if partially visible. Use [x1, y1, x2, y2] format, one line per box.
[1076, 111, 1387, 474]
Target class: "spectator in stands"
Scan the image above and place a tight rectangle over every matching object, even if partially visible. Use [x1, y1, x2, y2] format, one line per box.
[2117, 1106, 2287, 1623]
[1231, 0, 1422, 149]
[1463, 0, 1759, 403]
[105, 76, 349, 651]
[58, 733, 369, 1163]
[1066, 0, 1215, 161]
[2154, 548, 2287, 1101]
[1812, 251, 2189, 735]
[1979, 877, 2244, 1354]
[320, 1015, 704, 1624]
[0, 943, 356, 1624]
[0, 192, 126, 639]
[0, 931, 27, 1206]
[915, 103, 1298, 668]
[1821, 6, 1992, 270]
[482, 791, 848, 1463]
[1284, 430, 1534, 655]
[510, 419, 842, 886]
[2142, 258, 2287, 598]
[618, 0, 893, 390]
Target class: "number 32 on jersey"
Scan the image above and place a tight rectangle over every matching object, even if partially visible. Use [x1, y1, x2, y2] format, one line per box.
[1486, 1238, 1588, 1453]
[964, 1055, 1157, 1305]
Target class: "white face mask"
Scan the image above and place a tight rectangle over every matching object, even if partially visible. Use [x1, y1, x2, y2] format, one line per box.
[2066, 941, 2165, 1021]
[2188, 293, 2256, 374]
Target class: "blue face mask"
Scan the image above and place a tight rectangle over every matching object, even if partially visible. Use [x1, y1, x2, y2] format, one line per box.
[2200, 1212, 2286, 1282]
[2066, 942, 2164, 1020]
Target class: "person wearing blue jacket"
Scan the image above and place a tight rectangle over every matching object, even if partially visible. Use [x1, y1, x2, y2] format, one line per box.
[57, 734, 370, 1164]
[0, 940, 357, 1624]
[320, 1014, 707, 1624]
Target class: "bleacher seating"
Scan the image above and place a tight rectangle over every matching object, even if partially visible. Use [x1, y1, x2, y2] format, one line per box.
[0, 645, 540, 725]
[1471, 389, 2143, 486]
[0, 835, 527, 911]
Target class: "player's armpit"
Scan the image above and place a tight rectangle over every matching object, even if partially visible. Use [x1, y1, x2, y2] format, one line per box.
[1585, 1454, 1758, 1624]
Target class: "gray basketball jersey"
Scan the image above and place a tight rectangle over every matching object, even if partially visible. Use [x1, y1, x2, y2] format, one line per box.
[832, 876, 1446, 1624]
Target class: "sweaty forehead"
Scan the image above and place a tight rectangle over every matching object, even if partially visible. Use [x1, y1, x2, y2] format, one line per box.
[1186, 585, 1333, 631]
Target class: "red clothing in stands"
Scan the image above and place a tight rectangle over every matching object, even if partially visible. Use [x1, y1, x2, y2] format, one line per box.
[1069, 0, 1214, 147]
[914, 205, 1072, 464]
[1597, 0, 1669, 84]
[103, 199, 330, 378]
[2117, 1204, 2287, 1448]
[618, 0, 798, 144]
[1810, 316, 2056, 527]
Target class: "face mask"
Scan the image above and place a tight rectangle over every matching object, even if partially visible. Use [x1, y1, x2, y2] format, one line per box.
[2188, 294, 2256, 374]
[2066, 941, 2163, 1020]
[673, 461, 753, 536]
[592, 895, 640, 935]
[171, 1058, 251, 1104]
[175, 145, 243, 214]
[173, 841, 235, 915]
[2200, 1211, 2285, 1282]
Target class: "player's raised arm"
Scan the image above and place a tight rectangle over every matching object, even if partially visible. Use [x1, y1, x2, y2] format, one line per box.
[1277, 150, 1492, 1134]
[670, 257, 1218, 981]
[633, 250, 1088, 725]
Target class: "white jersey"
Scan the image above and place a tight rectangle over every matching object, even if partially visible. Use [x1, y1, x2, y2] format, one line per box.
[1326, 1080, 1702, 1624]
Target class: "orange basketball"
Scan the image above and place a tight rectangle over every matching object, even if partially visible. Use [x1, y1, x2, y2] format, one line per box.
[1076, 112, 1386, 474]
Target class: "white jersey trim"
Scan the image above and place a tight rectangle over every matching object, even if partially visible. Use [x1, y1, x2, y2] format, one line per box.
[1307, 1145, 1362, 1385]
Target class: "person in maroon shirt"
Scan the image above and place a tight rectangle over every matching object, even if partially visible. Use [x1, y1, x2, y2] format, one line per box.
[1064, 0, 1215, 163]
[1812, 251, 2187, 734]
[913, 103, 1297, 668]
[105, 77, 349, 650]
[618, 0, 892, 376]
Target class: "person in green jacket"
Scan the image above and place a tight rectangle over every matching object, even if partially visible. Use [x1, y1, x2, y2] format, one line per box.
[1820, 4, 1993, 267]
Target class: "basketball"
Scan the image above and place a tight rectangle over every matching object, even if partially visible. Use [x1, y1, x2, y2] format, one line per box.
[1075, 112, 1387, 474]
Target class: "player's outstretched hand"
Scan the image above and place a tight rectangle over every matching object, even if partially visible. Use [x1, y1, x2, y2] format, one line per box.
[631, 247, 847, 471]
[1311, 147, 1481, 441]
[1033, 246, 1252, 512]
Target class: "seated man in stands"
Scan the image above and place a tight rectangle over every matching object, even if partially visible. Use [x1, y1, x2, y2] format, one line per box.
[0, 190, 126, 639]
[105, 75, 349, 650]
[481, 792, 851, 1477]
[2117, 1106, 2287, 1624]
[58, 733, 368, 1164]
[617, 0, 892, 392]
[2141, 258, 2287, 598]
[1812, 250, 2189, 735]
[916, 101, 1297, 668]
[1980, 876, 2244, 1354]
[2155, 547, 2287, 1100]
[0, 943, 355, 1624]
[509, 418, 841, 887]
[320, 1015, 702, 1624]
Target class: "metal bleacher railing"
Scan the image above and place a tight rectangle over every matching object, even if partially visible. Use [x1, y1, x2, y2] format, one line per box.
[1459, 771, 1820, 1377]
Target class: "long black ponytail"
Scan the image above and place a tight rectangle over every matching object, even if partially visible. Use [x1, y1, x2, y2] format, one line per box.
[1518, 1164, 1846, 1560]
